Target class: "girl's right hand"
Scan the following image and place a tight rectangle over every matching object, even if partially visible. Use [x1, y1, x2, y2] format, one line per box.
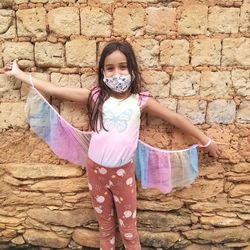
[4, 59, 22, 77]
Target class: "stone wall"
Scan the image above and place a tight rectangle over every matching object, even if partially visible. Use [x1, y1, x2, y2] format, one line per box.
[0, 0, 250, 249]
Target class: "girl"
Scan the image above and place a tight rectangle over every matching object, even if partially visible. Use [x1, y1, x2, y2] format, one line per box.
[4, 41, 221, 250]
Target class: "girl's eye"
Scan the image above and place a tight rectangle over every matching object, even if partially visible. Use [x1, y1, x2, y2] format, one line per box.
[120, 65, 128, 70]
[106, 67, 113, 71]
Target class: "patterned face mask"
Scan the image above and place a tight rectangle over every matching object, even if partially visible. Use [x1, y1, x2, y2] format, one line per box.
[103, 74, 132, 93]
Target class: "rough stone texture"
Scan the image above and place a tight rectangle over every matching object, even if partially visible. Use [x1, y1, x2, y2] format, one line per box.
[0, 9, 15, 38]
[48, 7, 80, 37]
[65, 39, 96, 67]
[160, 40, 189, 66]
[16, 8, 47, 38]
[178, 4, 208, 35]
[240, 3, 250, 32]
[23, 229, 70, 248]
[29, 177, 88, 193]
[222, 38, 250, 66]
[3, 42, 34, 67]
[138, 211, 191, 229]
[177, 100, 206, 124]
[170, 71, 200, 96]
[139, 231, 180, 248]
[141, 70, 170, 97]
[35, 42, 64, 67]
[0, 102, 27, 129]
[51, 73, 81, 88]
[80, 7, 112, 37]
[27, 208, 95, 227]
[132, 39, 159, 67]
[60, 101, 89, 130]
[208, 6, 240, 33]
[113, 8, 145, 36]
[232, 70, 250, 96]
[72, 228, 100, 248]
[81, 72, 97, 88]
[191, 39, 221, 66]
[4, 163, 83, 179]
[200, 71, 232, 98]
[0, 74, 21, 101]
[146, 7, 176, 35]
[236, 101, 250, 123]
[183, 226, 250, 244]
[200, 215, 244, 227]
[206, 100, 236, 124]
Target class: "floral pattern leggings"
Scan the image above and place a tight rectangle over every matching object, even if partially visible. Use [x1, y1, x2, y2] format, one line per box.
[86, 158, 141, 250]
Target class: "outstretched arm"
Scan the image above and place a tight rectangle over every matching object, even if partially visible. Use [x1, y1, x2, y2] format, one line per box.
[4, 60, 90, 104]
[143, 97, 222, 157]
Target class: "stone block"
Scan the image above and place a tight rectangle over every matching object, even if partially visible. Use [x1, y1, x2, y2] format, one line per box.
[0, 74, 21, 101]
[72, 228, 100, 248]
[80, 72, 98, 88]
[5, 163, 83, 179]
[0, 102, 27, 129]
[236, 101, 250, 123]
[48, 7, 80, 37]
[80, 7, 112, 37]
[23, 229, 70, 248]
[200, 71, 232, 98]
[183, 226, 250, 243]
[65, 39, 96, 67]
[191, 39, 221, 66]
[48, 0, 75, 2]
[206, 100, 236, 124]
[130, 0, 157, 2]
[177, 100, 206, 124]
[16, 8, 47, 38]
[222, 38, 250, 66]
[132, 39, 159, 67]
[14, 0, 29, 3]
[160, 40, 189, 66]
[178, 4, 208, 35]
[170, 71, 200, 96]
[35, 42, 64, 67]
[3, 42, 34, 68]
[208, 6, 239, 33]
[141, 70, 170, 98]
[240, 3, 250, 32]
[113, 7, 145, 36]
[60, 101, 88, 130]
[232, 70, 250, 96]
[146, 7, 176, 35]
[0, 9, 15, 39]
[21, 72, 50, 100]
[51, 73, 81, 88]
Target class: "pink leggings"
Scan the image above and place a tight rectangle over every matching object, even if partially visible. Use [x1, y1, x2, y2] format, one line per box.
[86, 158, 141, 250]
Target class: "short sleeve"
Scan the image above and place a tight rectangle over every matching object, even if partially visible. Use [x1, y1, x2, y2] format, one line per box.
[90, 86, 101, 102]
[137, 91, 150, 109]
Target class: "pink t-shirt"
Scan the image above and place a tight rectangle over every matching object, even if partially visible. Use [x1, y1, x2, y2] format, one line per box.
[88, 90, 149, 167]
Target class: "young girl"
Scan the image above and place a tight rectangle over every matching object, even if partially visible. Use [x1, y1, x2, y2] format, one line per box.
[4, 41, 221, 250]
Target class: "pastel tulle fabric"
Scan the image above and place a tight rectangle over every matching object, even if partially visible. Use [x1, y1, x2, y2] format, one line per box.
[25, 87, 198, 193]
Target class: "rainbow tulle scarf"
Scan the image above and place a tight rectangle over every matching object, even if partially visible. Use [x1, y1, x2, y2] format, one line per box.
[25, 87, 198, 193]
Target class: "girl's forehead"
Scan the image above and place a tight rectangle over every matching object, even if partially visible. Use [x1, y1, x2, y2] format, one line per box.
[104, 50, 127, 65]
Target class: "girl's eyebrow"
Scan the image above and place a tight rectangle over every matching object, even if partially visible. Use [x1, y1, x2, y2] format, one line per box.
[104, 62, 127, 67]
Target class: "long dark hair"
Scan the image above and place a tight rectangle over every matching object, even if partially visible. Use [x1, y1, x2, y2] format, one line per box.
[87, 41, 142, 132]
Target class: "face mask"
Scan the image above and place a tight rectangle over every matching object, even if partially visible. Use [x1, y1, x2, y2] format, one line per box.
[103, 74, 132, 93]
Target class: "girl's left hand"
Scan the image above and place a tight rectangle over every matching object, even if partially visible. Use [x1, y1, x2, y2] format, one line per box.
[202, 140, 223, 158]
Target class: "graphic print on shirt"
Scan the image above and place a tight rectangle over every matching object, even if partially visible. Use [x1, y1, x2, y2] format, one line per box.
[103, 107, 133, 133]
